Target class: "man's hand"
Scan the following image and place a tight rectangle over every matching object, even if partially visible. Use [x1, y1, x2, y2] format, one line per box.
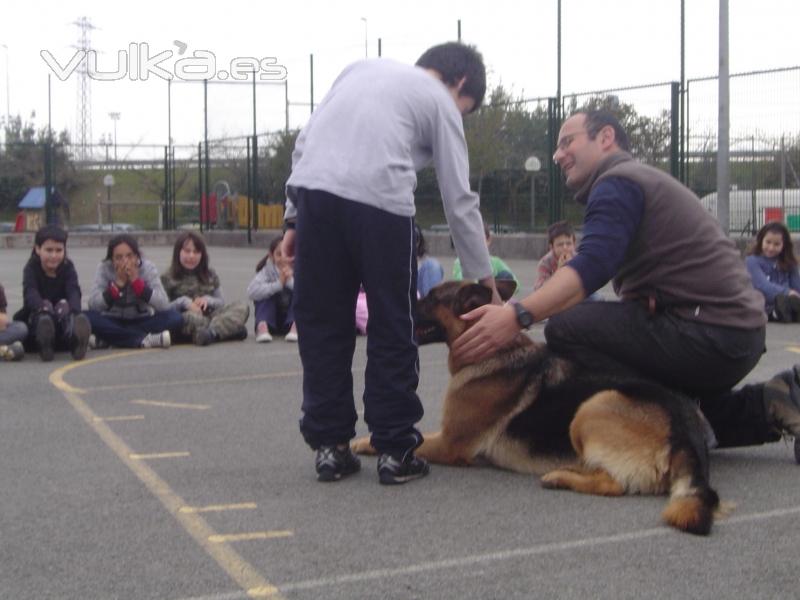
[0, 312, 8, 331]
[450, 303, 519, 366]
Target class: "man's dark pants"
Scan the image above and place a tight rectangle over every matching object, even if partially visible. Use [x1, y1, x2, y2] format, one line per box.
[544, 300, 777, 447]
[293, 188, 423, 457]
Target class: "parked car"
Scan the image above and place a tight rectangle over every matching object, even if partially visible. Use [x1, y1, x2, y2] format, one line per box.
[71, 223, 139, 233]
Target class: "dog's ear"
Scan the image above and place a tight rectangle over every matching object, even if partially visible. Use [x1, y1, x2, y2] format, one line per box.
[453, 283, 493, 316]
[495, 278, 517, 301]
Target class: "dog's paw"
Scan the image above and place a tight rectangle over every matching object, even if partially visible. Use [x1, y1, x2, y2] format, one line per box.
[350, 437, 377, 455]
[540, 471, 569, 490]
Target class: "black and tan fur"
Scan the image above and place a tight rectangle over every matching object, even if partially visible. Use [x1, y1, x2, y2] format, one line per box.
[352, 281, 721, 535]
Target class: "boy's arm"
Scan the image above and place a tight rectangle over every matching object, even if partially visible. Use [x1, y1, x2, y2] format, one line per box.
[22, 263, 44, 312]
[65, 262, 82, 313]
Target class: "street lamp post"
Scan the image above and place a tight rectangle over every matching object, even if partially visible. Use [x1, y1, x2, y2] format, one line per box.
[108, 111, 121, 162]
[1, 44, 9, 127]
[360, 18, 368, 58]
[103, 174, 115, 230]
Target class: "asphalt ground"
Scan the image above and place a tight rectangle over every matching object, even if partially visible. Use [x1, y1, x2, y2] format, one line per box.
[1, 244, 799, 600]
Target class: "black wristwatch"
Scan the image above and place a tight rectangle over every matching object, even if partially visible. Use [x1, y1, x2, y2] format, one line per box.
[513, 302, 534, 330]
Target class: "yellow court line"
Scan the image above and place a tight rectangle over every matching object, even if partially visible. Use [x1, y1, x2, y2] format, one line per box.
[93, 415, 145, 422]
[86, 370, 303, 393]
[49, 354, 285, 600]
[132, 399, 211, 410]
[786, 345, 800, 354]
[180, 502, 258, 514]
[209, 531, 294, 543]
[130, 451, 191, 460]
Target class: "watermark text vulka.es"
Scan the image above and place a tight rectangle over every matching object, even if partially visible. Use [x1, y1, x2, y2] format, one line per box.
[40, 41, 287, 82]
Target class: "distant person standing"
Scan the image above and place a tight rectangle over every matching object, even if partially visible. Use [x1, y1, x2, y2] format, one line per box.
[282, 42, 499, 484]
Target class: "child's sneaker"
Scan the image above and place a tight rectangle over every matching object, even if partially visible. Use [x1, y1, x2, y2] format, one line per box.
[88, 334, 110, 350]
[377, 451, 430, 485]
[0, 341, 25, 361]
[140, 330, 171, 349]
[255, 322, 272, 343]
[71, 313, 91, 360]
[315, 444, 361, 482]
[284, 329, 298, 342]
[36, 314, 56, 362]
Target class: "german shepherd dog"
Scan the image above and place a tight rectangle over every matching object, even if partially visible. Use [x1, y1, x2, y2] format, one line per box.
[352, 281, 721, 535]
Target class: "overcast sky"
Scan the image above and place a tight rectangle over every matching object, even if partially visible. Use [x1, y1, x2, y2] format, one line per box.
[1, 0, 798, 155]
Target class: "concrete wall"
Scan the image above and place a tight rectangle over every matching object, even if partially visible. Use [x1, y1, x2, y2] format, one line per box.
[0, 228, 755, 259]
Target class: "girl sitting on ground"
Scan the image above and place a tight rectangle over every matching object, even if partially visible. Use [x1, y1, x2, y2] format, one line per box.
[0, 282, 28, 361]
[13, 225, 91, 361]
[161, 231, 249, 346]
[247, 235, 297, 343]
[746, 220, 800, 322]
[86, 234, 182, 348]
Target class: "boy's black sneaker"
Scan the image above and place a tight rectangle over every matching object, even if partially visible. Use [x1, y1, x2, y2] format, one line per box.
[315, 445, 361, 482]
[71, 313, 91, 360]
[36, 314, 56, 362]
[377, 452, 430, 485]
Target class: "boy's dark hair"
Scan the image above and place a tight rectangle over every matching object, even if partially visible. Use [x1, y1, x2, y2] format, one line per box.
[104, 233, 142, 264]
[547, 220, 575, 244]
[577, 109, 631, 152]
[415, 42, 486, 112]
[34, 224, 67, 248]
[256, 235, 284, 272]
[169, 231, 211, 284]
[751, 220, 797, 271]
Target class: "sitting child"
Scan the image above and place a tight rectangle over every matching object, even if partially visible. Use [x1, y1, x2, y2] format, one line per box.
[86, 234, 182, 349]
[161, 231, 249, 345]
[247, 235, 298, 343]
[415, 224, 444, 298]
[452, 224, 519, 295]
[0, 282, 27, 361]
[13, 225, 91, 361]
[746, 221, 800, 322]
[535, 220, 603, 301]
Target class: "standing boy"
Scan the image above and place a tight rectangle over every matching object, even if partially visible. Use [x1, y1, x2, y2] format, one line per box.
[282, 42, 499, 484]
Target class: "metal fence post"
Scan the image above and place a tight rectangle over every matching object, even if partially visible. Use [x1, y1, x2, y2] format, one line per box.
[670, 81, 680, 178]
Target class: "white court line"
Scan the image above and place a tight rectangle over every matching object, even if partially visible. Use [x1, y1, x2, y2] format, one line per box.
[275, 503, 800, 594]
[172, 503, 800, 599]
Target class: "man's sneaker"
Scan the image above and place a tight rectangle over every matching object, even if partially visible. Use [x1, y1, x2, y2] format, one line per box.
[315, 445, 361, 482]
[71, 313, 91, 360]
[377, 452, 430, 485]
[763, 364, 800, 464]
[36, 314, 56, 362]
[141, 330, 171, 349]
[255, 323, 272, 343]
[0, 341, 25, 361]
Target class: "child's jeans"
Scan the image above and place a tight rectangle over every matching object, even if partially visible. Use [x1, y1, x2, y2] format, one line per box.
[253, 290, 294, 335]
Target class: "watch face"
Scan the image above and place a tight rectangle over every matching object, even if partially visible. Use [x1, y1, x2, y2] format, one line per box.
[515, 303, 533, 328]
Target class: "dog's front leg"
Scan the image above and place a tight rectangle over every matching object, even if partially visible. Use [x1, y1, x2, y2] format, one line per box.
[416, 431, 474, 466]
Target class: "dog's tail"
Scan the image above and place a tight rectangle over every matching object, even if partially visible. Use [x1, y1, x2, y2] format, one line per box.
[661, 451, 719, 535]
[615, 381, 721, 536]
